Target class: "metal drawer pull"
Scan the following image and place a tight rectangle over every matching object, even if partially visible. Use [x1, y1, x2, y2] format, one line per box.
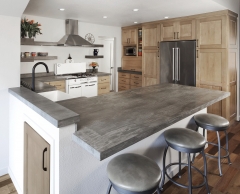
[122, 80, 126, 82]
[42, 148, 47, 171]
[131, 69, 135, 71]
[101, 79, 106, 81]
[177, 32, 179, 39]
[53, 84, 62, 87]
[134, 76, 139, 78]
[174, 32, 176, 39]
[134, 82, 139, 84]
[101, 87, 107, 89]
[122, 86, 126, 88]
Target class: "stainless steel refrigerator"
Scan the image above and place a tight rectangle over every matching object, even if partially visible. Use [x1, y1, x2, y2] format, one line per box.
[160, 40, 196, 86]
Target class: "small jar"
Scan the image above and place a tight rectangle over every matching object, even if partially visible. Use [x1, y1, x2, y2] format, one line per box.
[31, 52, 37, 57]
[24, 52, 30, 57]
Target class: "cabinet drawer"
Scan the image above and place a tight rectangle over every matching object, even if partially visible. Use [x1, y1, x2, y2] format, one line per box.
[119, 78, 130, 85]
[45, 81, 65, 90]
[118, 84, 130, 91]
[130, 79, 142, 86]
[98, 83, 110, 95]
[98, 76, 110, 84]
[130, 74, 142, 80]
[130, 85, 141, 89]
[118, 72, 130, 79]
[122, 59, 142, 72]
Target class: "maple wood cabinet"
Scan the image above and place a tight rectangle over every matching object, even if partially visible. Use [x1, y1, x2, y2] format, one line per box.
[98, 76, 110, 95]
[122, 58, 142, 72]
[118, 72, 142, 91]
[24, 122, 50, 194]
[122, 28, 137, 45]
[142, 24, 160, 50]
[44, 80, 66, 92]
[161, 19, 195, 41]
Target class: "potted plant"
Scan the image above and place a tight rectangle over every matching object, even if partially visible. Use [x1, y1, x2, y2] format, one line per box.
[89, 62, 99, 73]
[21, 18, 42, 39]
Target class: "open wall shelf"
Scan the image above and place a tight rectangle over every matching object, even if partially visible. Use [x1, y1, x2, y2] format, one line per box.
[21, 56, 58, 62]
[85, 55, 104, 59]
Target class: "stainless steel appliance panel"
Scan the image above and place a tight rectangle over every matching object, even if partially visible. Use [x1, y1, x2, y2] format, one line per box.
[176, 41, 196, 86]
[160, 41, 176, 83]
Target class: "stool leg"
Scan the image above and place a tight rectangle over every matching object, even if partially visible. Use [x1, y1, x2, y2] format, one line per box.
[225, 130, 232, 165]
[217, 131, 223, 176]
[203, 128, 205, 138]
[159, 146, 169, 193]
[178, 152, 182, 178]
[192, 127, 200, 163]
[106, 182, 112, 194]
[156, 187, 161, 194]
[187, 153, 192, 194]
[202, 150, 210, 194]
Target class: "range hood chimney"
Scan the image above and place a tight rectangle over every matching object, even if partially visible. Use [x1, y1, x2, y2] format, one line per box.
[58, 19, 93, 47]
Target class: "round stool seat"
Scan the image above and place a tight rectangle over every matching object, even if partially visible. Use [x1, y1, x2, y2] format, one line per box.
[164, 128, 206, 153]
[194, 113, 229, 131]
[107, 153, 161, 192]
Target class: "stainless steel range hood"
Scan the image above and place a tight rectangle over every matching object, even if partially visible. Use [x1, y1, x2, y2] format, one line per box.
[58, 19, 93, 47]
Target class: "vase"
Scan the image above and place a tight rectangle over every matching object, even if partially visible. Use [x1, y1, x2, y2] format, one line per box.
[92, 66, 96, 73]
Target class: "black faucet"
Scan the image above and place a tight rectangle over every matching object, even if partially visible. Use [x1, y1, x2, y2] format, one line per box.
[32, 62, 49, 91]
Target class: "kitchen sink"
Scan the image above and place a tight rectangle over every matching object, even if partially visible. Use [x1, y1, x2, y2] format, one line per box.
[38, 90, 75, 102]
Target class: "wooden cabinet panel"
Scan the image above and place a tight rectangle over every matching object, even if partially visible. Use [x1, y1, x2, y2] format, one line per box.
[122, 29, 137, 45]
[198, 49, 226, 85]
[130, 29, 137, 44]
[229, 16, 237, 48]
[98, 82, 110, 95]
[200, 85, 222, 116]
[24, 122, 50, 194]
[122, 29, 130, 45]
[179, 20, 195, 40]
[130, 74, 142, 80]
[142, 24, 160, 49]
[130, 79, 142, 87]
[118, 83, 130, 91]
[118, 72, 131, 79]
[142, 50, 159, 87]
[122, 58, 142, 72]
[45, 80, 66, 92]
[229, 50, 237, 83]
[196, 16, 227, 48]
[119, 78, 130, 85]
[161, 22, 175, 41]
[229, 83, 237, 120]
[98, 76, 110, 84]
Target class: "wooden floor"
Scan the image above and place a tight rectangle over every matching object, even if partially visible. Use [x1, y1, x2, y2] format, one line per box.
[0, 122, 240, 194]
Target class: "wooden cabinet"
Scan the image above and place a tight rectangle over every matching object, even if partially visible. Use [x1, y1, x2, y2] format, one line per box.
[142, 24, 160, 50]
[122, 28, 137, 45]
[142, 50, 159, 87]
[98, 76, 110, 95]
[44, 80, 66, 92]
[196, 16, 227, 48]
[122, 58, 142, 72]
[161, 19, 195, 41]
[118, 72, 142, 91]
[24, 122, 50, 194]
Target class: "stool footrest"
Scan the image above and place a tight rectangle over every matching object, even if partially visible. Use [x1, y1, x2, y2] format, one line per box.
[205, 141, 230, 159]
[165, 162, 207, 189]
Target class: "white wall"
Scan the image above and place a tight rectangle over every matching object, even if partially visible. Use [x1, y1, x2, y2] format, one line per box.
[0, 0, 29, 176]
[212, 0, 239, 13]
[20, 15, 121, 75]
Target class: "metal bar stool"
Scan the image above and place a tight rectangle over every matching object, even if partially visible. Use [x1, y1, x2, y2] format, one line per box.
[159, 128, 210, 194]
[106, 153, 161, 194]
[193, 113, 231, 176]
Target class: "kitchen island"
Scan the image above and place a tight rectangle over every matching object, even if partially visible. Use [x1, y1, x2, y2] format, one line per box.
[8, 84, 229, 194]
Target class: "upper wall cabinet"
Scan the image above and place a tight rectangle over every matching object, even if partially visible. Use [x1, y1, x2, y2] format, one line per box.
[229, 16, 237, 49]
[161, 19, 195, 41]
[122, 28, 137, 45]
[196, 16, 227, 48]
[142, 24, 160, 50]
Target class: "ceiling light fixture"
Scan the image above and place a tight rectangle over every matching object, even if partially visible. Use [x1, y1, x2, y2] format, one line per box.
[59, 8, 65, 11]
[164, 16, 169, 19]
[134, 22, 138, 24]
[133, 9, 139, 12]
[103, 16, 107, 19]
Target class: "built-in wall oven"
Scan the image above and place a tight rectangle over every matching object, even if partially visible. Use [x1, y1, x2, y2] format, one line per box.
[124, 46, 136, 56]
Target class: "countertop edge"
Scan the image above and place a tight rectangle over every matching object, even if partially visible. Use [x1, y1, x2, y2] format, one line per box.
[9, 87, 80, 128]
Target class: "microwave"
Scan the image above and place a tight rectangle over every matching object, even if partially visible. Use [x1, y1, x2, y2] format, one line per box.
[124, 46, 136, 56]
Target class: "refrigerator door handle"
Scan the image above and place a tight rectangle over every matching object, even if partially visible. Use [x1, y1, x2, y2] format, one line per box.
[178, 48, 180, 81]
[176, 48, 179, 81]
[172, 48, 175, 81]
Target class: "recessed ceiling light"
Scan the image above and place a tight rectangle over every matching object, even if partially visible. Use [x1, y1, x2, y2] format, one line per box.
[103, 16, 107, 19]
[133, 9, 139, 12]
[59, 8, 65, 11]
[134, 22, 138, 24]
[164, 16, 169, 19]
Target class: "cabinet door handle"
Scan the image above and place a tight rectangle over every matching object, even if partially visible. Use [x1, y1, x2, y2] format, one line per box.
[42, 147, 47, 171]
[196, 50, 199, 58]
[131, 69, 135, 71]
[177, 32, 179, 39]
[101, 87, 107, 89]
[158, 41, 160, 49]
[53, 85, 62, 87]
[134, 76, 139, 78]
[122, 80, 126, 82]
[174, 32, 176, 39]
[134, 82, 139, 84]
[101, 79, 106, 81]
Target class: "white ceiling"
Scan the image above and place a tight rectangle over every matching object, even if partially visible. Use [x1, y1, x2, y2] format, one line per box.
[23, 0, 228, 27]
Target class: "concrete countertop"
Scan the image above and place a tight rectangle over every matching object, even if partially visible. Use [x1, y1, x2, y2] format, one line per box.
[57, 84, 230, 160]
[21, 72, 111, 93]
[118, 67, 142, 75]
[9, 87, 80, 128]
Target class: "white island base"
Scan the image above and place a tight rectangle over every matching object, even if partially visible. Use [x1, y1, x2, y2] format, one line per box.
[9, 94, 206, 194]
